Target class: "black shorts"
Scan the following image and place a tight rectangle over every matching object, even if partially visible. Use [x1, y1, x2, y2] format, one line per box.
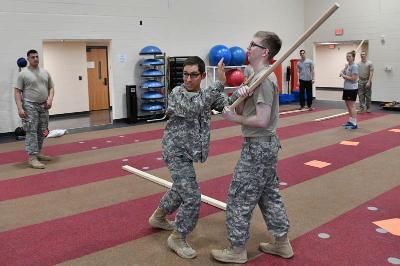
[342, 89, 358, 101]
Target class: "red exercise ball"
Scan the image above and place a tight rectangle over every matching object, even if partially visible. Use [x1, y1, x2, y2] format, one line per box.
[226, 69, 244, 87]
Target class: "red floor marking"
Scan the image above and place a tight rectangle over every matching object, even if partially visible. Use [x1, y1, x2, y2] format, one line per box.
[0, 119, 236, 165]
[0, 108, 332, 165]
[0, 108, 326, 165]
[202, 124, 400, 202]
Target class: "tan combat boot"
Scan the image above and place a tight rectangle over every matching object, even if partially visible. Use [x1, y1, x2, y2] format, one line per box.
[167, 231, 197, 259]
[29, 155, 45, 169]
[259, 234, 294, 259]
[211, 246, 248, 264]
[37, 153, 52, 161]
[148, 207, 174, 230]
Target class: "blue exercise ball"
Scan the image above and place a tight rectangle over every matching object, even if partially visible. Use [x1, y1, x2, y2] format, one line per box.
[139, 45, 162, 55]
[17, 57, 27, 68]
[229, 46, 246, 66]
[208, 45, 231, 66]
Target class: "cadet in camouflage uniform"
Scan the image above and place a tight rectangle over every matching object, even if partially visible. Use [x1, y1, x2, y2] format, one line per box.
[14, 50, 54, 169]
[212, 31, 293, 264]
[148, 56, 227, 259]
[357, 51, 374, 113]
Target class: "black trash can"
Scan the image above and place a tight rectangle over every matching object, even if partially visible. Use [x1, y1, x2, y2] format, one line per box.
[126, 85, 138, 123]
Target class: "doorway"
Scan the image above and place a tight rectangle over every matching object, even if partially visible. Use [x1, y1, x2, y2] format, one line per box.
[314, 40, 368, 101]
[86, 46, 110, 111]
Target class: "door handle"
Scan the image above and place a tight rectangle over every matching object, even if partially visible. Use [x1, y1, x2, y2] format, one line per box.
[98, 61, 102, 80]
[104, 77, 108, 86]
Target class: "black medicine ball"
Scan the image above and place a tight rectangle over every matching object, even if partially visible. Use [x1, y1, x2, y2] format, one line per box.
[17, 57, 27, 68]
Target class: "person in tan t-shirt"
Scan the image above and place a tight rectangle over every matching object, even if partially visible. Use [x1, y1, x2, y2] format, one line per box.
[357, 51, 374, 113]
[14, 49, 54, 169]
[211, 31, 293, 264]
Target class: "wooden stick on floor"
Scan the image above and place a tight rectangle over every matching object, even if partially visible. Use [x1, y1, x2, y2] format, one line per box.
[315, 112, 348, 121]
[280, 108, 309, 115]
[122, 165, 227, 211]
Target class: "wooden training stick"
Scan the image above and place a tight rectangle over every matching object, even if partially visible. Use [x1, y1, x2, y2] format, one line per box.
[122, 165, 227, 211]
[230, 3, 340, 109]
[280, 108, 309, 115]
[355, 39, 365, 54]
[315, 112, 348, 121]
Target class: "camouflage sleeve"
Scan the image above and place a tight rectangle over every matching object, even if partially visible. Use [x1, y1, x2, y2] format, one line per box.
[167, 81, 227, 117]
[228, 89, 240, 105]
[211, 92, 228, 111]
[166, 86, 207, 118]
[209, 81, 228, 111]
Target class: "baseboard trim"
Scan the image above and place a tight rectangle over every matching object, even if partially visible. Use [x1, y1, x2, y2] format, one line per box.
[49, 111, 90, 119]
[316, 87, 343, 91]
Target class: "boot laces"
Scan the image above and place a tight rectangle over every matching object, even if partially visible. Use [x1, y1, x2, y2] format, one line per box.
[181, 239, 191, 249]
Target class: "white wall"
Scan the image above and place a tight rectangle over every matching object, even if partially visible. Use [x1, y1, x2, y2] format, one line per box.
[43, 42, 89, 115]
[304, 0, 400, 102]
[0, 0, 306, 133]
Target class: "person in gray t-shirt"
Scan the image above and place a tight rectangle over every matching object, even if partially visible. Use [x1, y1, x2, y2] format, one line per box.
[340, 50, 359, 130]
[357, 51, 374, 112]
[14, 49, 55, 169]
[297, 50, 315, 110]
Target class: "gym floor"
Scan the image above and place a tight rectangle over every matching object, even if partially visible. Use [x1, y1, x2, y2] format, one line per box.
[0, 101, 399, 265]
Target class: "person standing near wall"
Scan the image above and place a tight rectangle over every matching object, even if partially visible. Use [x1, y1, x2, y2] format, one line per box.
[14, 49, 54, 169]
[340, 50, 359, 130]
[297, 49, 315, 110]
[357, 51, 374, 113]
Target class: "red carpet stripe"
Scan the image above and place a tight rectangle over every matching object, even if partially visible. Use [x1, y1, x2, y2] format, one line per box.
[278, 124, 400, 187]
[0, 108, 324, 165]
[0, 188, 221, 265]
[0, 119, 237, 165]
[277, 112, 383, 139]
[196, 124, 400, 202]
[247, 185, 400, 265]
[0, 113, 386, 201]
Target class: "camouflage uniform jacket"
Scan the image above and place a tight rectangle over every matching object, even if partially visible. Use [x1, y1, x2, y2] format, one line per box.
[162, 81, 227, 163]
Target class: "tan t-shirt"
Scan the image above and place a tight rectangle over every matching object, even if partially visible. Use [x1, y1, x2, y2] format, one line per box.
[357, 60, 374, 83]
[15, 67, 54, 103]
[241, 66, 279, 137]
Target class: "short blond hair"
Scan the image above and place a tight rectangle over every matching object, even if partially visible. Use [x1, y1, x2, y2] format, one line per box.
[254, 31, 282, 59]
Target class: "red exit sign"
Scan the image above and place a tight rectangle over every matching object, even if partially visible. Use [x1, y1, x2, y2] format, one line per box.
[335, 28, 343, 36]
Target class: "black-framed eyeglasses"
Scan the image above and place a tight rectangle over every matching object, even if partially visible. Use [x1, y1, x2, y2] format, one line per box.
[249, 41, 267, 49]
[183, 72, 201, 79]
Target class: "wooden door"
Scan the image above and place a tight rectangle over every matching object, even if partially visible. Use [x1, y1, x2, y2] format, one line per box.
[87, 47, 110, 111]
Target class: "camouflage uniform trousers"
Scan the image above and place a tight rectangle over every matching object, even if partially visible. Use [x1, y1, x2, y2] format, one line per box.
[159, 157, 201, 236]
[22, 101, 49, 155]
[358, 82, 372, 111]
[226, 136, 290, 247]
